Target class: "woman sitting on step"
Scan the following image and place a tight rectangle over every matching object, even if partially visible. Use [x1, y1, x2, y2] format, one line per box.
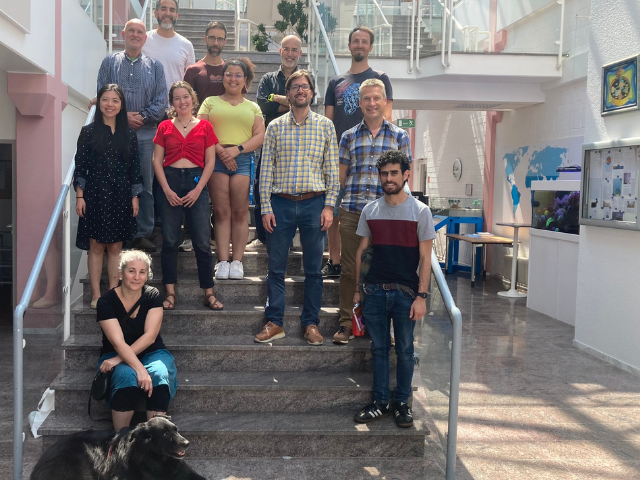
[96, 249, 177, 432]
[153, 81, 223, 311]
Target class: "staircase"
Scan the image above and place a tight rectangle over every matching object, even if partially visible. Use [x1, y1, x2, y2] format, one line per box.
[390, 14, 439, 58]
[37, 208, 431, 479]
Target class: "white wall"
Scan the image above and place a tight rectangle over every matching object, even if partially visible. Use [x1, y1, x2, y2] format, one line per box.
[574, 0, 640, 373]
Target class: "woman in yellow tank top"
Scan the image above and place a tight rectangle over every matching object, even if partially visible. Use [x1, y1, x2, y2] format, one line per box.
[198, 58, 265, 280]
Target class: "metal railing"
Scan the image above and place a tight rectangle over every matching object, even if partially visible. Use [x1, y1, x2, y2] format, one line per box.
[430, 250, 462, 480]
[307, 0, 340, 101]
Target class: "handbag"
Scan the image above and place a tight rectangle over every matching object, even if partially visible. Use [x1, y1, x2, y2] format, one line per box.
[88, 293, 145, 419]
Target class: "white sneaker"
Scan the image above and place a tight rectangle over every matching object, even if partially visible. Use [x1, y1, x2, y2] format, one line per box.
[228, 260, 244, 279]
[179, 239, 193, 252]
[215, 261, 230, 279]
[245, 238, 266, 251]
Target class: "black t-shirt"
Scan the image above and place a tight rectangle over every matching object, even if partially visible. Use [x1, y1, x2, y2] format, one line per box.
[324, 68, 393, 143]
[97, 286, 165, 357]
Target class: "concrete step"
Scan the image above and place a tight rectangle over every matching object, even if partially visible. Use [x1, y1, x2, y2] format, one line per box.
[63, 334, 378, 373]
[53, 370, 377, 415]
[40, 409, 428, 458]
[80, 274, 340, 307]
[73, 304, 340, 336]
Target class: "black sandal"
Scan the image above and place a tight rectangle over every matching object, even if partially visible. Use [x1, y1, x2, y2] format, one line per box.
[163, 294, 176, 310]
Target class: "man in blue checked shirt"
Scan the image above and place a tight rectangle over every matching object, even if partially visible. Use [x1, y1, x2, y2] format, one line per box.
[255, 70, 339, 346]
[95, 18, 167, 253]
[332, 78, 412, 345]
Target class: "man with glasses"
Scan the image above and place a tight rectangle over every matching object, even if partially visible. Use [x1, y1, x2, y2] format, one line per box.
[249, 34, 308, 251]
[255, 70, 339, 346]
[95, 19, 167, 253]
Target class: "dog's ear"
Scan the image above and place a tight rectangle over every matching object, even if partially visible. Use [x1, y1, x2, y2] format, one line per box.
[128, 424, 152, 443]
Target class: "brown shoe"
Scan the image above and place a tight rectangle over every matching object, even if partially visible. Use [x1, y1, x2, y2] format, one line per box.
[254, 321, 285, 343]
[332, 325, 354, 344]
[304, 324, 323, 345]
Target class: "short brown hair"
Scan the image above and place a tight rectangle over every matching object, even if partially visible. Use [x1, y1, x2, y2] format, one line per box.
[285, 69, 315, 94]
[206, 21, 226, 37]
[349, 26, 375, 44]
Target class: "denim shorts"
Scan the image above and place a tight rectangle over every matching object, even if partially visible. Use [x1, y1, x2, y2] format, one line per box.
[213, 151, 253, 177]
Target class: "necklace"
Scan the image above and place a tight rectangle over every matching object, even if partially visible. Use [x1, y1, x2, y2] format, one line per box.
[176, 117, 193, 131]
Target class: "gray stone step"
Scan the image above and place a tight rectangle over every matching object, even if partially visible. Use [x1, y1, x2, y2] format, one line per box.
[40, 410, 428, 458]
[63, 334, 378, 373]
[53, 370, 376, 415]
[80, 275, 340, 307]
[74, 304, 340, 336]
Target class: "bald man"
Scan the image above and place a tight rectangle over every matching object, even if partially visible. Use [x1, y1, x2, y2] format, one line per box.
[96, 18, 167, 252]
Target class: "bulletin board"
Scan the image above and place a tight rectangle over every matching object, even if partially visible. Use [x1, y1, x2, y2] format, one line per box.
[580, 139, 640, 230]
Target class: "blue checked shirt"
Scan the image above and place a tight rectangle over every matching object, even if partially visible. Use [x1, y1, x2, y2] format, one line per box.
[339, 118, 412, 213]
[260, 110, 340, 215]
[97, 52, 167, 124]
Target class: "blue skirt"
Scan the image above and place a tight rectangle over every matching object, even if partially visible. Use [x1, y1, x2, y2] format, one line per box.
[96, 349, 178, 408]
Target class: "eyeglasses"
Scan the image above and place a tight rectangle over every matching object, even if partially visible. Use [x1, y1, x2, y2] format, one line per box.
[282, 47, 300, 54]
[224, 72, 244, 79]
[207, 36, 226, 43]
[288, 84, 311, 92]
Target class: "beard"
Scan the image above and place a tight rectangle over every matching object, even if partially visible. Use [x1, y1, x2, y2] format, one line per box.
[207, 45, 221, 56]
[290, 95, 311, 108]
[156, 15, 176, 30]
[353, 52, 366, 62]
[382, 181, 405, 196]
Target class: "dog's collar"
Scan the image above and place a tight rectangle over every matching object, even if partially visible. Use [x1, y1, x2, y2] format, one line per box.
[108, 446, 113, 458]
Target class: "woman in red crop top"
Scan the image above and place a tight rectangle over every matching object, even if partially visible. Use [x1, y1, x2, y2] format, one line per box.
[153, 81, 223, 311]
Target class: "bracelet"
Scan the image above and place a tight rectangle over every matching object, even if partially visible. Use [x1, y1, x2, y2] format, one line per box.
[76, 197, 83, 199]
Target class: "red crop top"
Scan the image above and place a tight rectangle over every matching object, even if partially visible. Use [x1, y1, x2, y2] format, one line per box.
[153, 119, 218, 168]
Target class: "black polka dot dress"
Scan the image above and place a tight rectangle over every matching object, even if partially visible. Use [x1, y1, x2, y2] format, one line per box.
[74, 123, 143, 251]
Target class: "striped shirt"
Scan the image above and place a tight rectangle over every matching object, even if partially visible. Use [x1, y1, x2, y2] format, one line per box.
[97, 52, 167, 124]
[339, 118, 412, 213]
[260, 110, 339, 215]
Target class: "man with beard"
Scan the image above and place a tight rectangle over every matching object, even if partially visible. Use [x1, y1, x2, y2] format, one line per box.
[143, 0, 195, 97]
[352, 150, 435, 428]
[332, 78, 411, 345]
[255, 70, 339, 346]
[321, 26, 394, 281]
[184, 21, 235, 104]
[248, 34, 306, 251]
[95, 18, 167, 253]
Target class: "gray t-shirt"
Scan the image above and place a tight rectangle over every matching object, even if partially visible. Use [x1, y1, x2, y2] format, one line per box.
[357, 194, 435, 292]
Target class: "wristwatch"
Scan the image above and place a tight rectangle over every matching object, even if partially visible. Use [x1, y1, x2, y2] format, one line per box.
[237, 144, 244, 152]
[268, 93, 276, 102]
[417, 292, 428, 299]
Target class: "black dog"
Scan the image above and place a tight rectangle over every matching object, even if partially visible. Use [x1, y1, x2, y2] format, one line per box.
[31, 416, 206, 480]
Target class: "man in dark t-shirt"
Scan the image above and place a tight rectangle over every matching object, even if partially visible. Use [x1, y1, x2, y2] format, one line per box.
[183, 21, 229, 103]
[323, 26, 394, 280]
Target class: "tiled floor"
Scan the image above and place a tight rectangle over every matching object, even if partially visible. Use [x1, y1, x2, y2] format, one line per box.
[3, 274, 640, 479]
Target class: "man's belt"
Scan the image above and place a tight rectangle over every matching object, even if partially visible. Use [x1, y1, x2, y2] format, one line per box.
[376, 283, 416, 300]
[275, 191, 325, 201]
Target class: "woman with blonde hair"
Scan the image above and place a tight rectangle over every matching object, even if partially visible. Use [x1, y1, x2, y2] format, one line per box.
[153, 81, 223, 310]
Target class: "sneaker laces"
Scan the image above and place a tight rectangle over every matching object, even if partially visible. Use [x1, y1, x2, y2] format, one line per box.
[337, 326, 349, 334]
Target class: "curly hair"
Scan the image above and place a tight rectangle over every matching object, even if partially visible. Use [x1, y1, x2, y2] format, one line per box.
[166, 81, 199, 119]
[222, 57, 255, 93]
[119, 250, 153, 280]
[376, 149, 411, 175]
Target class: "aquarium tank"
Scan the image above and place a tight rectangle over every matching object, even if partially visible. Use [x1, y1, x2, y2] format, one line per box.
[531, 190, 580, 234]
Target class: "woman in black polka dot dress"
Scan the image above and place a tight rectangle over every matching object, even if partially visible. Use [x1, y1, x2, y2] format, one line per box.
[74, 84, 143, 309]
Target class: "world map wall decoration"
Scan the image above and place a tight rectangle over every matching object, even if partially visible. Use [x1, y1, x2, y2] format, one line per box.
[602, 55, 639, 116]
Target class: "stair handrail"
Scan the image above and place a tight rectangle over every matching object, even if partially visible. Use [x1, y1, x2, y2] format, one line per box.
[429, 250, 461, 480]
[308, 0, 340, 98]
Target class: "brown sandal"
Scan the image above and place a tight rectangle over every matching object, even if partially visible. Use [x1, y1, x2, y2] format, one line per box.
[204, 293, 223, 311]
[163, 294, 176, 310]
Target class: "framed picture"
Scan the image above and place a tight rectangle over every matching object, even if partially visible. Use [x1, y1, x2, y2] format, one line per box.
[602, 55, 639, 116]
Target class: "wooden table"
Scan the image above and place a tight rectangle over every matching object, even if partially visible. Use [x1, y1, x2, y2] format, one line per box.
[445, 233, 514, 287]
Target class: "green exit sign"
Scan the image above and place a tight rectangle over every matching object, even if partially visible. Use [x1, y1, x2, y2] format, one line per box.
[397, 119, 415, 128]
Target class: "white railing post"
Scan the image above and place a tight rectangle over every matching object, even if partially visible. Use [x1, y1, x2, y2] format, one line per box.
[415, 0, 423, 72]
[556, 0, 566, 69]
[408, 0, 416, 73]
[63, 192, 71, 341]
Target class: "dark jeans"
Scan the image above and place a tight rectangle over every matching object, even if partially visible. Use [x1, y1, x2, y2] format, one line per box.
[253, 152, 267, 244]
[265, 194, 325, 327]
[159, 167, 214, 289]
[363, 284, 416, 404]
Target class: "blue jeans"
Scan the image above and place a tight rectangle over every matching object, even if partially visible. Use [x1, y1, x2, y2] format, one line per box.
[265, 194, 325, 327]
[253, 152, 267, 244]
[135, 126, 156, 238]
[159, 167, 214, 289]
[363, 284, 416, 404]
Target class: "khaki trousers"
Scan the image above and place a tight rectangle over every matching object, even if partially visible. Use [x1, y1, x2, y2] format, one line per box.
[338, 207, 362, 328]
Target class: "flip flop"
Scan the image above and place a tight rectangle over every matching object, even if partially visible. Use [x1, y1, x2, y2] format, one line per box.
[163, 294, 176, 310]
[204, 293, 223, 311]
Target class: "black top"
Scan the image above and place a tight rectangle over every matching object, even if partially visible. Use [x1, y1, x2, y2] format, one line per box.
[256, 66, 316, 127]
[97, 286, 165, 357]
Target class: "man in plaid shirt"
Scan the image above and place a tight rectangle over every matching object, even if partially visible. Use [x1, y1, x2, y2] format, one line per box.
[332, 78, 412, 344]
[255, 70, 339, 346]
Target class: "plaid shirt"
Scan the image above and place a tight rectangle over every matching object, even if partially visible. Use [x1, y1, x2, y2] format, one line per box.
[339, 118, 412, 213]
[260, 110, 339, 215]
